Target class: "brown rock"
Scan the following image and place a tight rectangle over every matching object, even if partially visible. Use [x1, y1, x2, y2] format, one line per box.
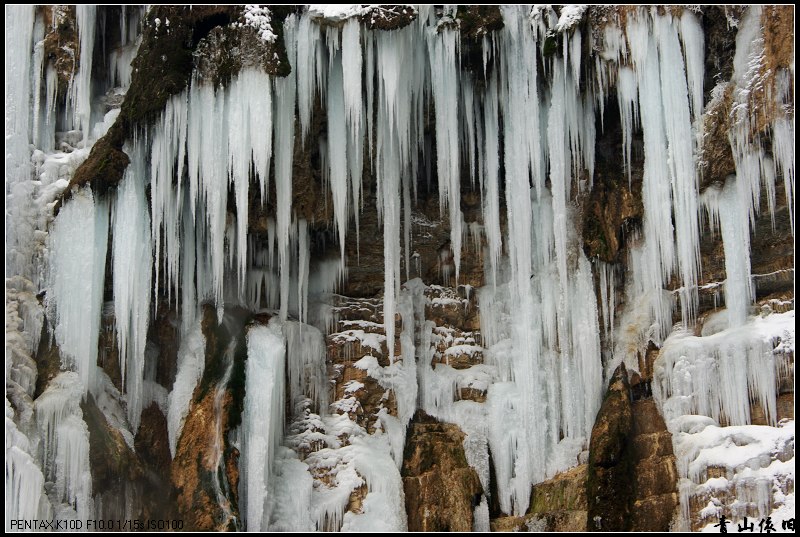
[635, 457, 679, 499]
[586, 363, 635, 531]
[630, 493, 680, 532]
[631, 431, 674, 461]
[135, 403, 172, 476]
[171, 306, 240, 531]
[530, 464, 588, 514]
[402, 411, 483, 532]
[40, 6, 79, 98]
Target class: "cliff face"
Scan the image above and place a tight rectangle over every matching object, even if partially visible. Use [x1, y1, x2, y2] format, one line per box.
[5, 5, 794, 533]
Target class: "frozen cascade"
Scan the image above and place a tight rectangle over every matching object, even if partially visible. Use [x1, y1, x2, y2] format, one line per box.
[47, 187, 109, 396]
[5, 5, 36, 281]
[240, 320, 287, 531]
[4, 4, 795, 531]
[701, 178, 754, 328]
[34, 372, 93, 520]
[6, 398, 50, 527]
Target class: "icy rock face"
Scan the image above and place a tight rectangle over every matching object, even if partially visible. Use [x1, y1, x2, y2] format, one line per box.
[3, 4, 795, 533]
[653, 310, 795, 530]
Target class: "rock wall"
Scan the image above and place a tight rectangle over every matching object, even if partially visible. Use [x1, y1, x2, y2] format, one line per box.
[5, 4, 794, 533]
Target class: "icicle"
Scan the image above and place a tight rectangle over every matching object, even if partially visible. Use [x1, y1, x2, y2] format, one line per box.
[180, 192, 197, 337]
[342, 18, 364, 257]
[250, 71, 273, 203]
[5, 5, 36, 280]
[461, 81, 477, 188]
[112, 152, 153, 431]
[704, 176, 754, 328]
[150, 94, 187, 305]
[297, 219, 310, 325]
[327, 52, 350, 264]
[616, 66, 639, 185]
[653, 15, 702, 325]
[31, 17, 45, 150]
[373, 23, 426, 360]
[772, 71, 794, 234]
[296, 13, 323, 144]
[482, 74, 503, 287]
[187, 80, 227, 308]
[626, 13, 675, 330]
[284, 321, 328, 411]
[376, 119, 402, 361]
[402, 158, 412, 283]
[598, 261, 617, 344]
[73, 6, 96, 146]
[547, 65, 573, 294]
[6, 398, 49, 525]
[678, 11, 705, 122]
[428, 28, 463, 282]
[274, 16, 298, 321]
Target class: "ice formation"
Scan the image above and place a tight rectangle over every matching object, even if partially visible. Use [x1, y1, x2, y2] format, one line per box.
[4, 4, 794, 532]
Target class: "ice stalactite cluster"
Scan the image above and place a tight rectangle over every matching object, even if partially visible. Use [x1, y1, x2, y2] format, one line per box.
[4, 4, 794, 532]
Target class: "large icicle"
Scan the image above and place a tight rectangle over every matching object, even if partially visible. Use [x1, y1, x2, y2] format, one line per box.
[241, 320, 287, 531]
[150, 94, 187, 305]
[73, 6, 97, 146]
[274, 16, 298, 321]
[112, 152, 153, 431]
[296, 12, 324, 144]
[428, 27, 463, 282]
[342, 18, 364, 254]
[655, 15, 701, 325]
[327, 52, 350, 264]
[702, 177, 754, 328]
[624, 13, 676, 338]
[482, 74, 503, 286]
